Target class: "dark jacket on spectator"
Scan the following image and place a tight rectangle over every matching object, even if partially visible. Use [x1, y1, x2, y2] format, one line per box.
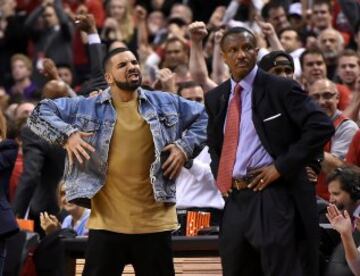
[13, 127, 65, 235]
[0, 139, 19, 238]
[24, 0, 74, 69]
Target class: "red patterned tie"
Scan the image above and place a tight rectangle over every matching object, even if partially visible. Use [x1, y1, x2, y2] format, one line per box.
[216, 84, 242, 194]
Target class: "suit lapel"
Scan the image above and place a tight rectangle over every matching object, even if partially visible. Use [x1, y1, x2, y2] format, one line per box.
[217, 80, 231, 123]
[213, 79, 231, 149]
[251, 70, 275, 157]
[252, 69, 266, 110]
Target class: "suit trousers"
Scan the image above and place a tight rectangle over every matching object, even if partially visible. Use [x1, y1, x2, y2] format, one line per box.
[219, 183, 303, 276]
[82, 229, 175, 276]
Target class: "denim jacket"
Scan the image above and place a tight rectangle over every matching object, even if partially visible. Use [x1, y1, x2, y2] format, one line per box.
[27, 87, 208, 207]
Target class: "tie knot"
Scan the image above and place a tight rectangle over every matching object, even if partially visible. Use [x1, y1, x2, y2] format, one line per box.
[234, 84, 242, 96]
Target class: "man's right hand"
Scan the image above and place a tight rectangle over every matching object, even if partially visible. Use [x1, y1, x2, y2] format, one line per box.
[74, 13, 97, 34]
[64, 131, 95, 166]
[188, 21, 208, 43]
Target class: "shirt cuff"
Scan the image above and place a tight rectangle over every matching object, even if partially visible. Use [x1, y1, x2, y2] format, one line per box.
[88, 33, 101, 44]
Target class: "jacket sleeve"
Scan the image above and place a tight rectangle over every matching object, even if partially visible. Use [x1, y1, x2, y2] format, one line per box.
[274, 82, 335, 179]
[173, 95, 208, 160]
[54, 0, 74, 41]
[13, 128, 45, 217]
[27, 97, 83, 146]
[0, 148, 17, 173]
[81, 43, 108, 95]
[338, 0, 360, 32]
[204, 94, 220, 178]
[24, 4, 44, 41]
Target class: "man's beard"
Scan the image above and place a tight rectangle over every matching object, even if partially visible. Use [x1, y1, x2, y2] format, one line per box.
[323, 50, 338, 60]
[114, 77, 142, 91]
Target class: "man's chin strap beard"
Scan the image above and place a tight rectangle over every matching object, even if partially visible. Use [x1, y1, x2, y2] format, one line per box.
[114, 79, 142, 92]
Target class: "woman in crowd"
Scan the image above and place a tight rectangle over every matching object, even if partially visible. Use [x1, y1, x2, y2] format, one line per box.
[101, 0, 136, 50]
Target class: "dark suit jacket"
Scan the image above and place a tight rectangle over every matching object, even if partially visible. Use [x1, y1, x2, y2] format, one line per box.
[13, 127, 65, 218]
[205, 69, 335, 240]
[80, 42, 108, 96]
[0, 139, 19, 238]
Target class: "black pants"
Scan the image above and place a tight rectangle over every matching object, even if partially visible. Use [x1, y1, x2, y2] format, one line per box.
[82, 230, 175, 276]
[220, 184, 303, 276]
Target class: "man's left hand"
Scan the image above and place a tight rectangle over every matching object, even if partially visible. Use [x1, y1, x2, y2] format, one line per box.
[162, 144, 187, 180]
[247, 165, 280, 192]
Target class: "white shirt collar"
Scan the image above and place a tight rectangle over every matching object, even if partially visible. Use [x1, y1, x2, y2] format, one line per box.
[230, 65, 258, 93]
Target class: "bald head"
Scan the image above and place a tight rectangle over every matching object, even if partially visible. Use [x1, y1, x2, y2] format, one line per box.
[309, 79, 338, 94]
[309, 79, 339, 117]
[42, 80, 68, 100]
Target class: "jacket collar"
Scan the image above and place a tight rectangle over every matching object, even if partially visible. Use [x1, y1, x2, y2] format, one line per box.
[97, 87, 147, 104]
[252, 68, 267, 110]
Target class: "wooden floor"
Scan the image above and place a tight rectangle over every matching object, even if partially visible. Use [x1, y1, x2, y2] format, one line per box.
[75, 257, 222, 275]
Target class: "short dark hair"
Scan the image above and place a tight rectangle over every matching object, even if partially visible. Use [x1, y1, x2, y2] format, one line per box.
[327, 166, 360, 201]
[338, 49, 360, 64]
[299, 49, 325, 70]
[102, 47, 131, 71]
[164, 37, 189, 53]
[261, 2, 286, 20]
[220, 27, 257, 51]
[313, 0, 332, 12]
[278, 27, 301, 42]
[56, 63, 72, 71]
[177, 81, 201, 96]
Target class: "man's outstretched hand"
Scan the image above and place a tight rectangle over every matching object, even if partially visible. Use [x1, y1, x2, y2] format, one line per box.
[64, 131, 96, 166]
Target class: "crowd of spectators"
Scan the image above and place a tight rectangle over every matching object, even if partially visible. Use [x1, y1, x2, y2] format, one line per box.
[1, 0, 360, 274]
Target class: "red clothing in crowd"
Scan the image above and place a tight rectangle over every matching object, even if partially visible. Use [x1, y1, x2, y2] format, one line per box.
[317, 113, 349, 200]
[337, 84, 351, 111]
[8, 150, 23, 203]
[346, 130, 360, 167]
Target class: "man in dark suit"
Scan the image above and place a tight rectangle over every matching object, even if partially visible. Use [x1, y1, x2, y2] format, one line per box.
[13, 124, 66, 237]
[205, 27, 335, 276]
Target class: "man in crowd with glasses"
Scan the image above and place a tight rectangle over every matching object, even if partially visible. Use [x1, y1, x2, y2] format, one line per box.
[308, 79, 358, 199]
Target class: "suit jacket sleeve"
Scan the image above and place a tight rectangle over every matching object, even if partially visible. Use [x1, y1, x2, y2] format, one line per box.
[205, 92, 220, 178]
[81, 43, 108, 96]
[13, 128, 46, 217]
[273, 82, 334, 179]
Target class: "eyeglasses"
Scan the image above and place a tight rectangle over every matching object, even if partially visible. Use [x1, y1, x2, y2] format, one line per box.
[310, 91, 337, 100]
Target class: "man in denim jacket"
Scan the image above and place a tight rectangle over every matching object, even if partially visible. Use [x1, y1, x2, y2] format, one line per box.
[27, 47, 207, 275]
